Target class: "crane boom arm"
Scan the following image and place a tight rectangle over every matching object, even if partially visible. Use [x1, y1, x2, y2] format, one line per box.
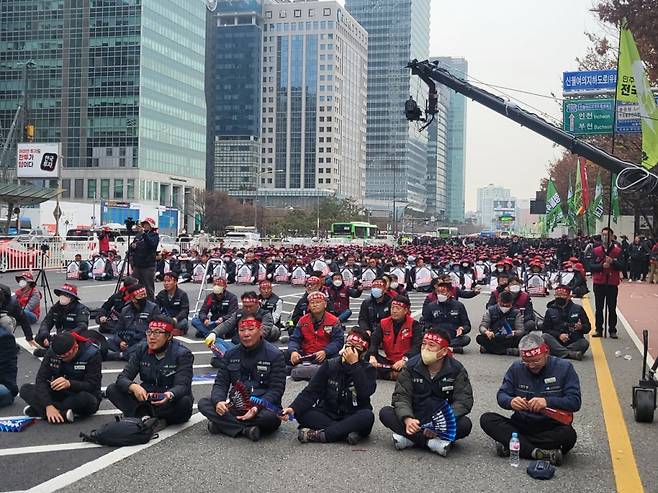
[408, 59, 657, 190]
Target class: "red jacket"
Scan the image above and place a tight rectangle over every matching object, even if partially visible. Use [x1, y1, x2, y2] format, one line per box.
[298, 311, 340, 355]
[380, 315, 414, 363]
[591, 243, 622, 286]
[15, 287, 41, 318]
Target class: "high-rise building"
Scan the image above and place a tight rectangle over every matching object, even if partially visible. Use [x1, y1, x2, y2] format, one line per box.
[206, 0, 264, 193]
[433, 56, 468, 223]
[257, 0, 368, 207]
[346, 0, 431, 221]
[426, 85, 449, 221]
[477, 184, 512, 231]
[0, 0, 206, 229]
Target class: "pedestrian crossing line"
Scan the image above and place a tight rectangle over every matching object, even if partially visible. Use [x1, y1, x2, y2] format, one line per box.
[100, 380, 213, 392]
[17, 413, 207, 491]
[0, 442, 105, 458]
[101, 364, 212, 375]
[192, 350, 211, 356]
[583, 295, 644, 493]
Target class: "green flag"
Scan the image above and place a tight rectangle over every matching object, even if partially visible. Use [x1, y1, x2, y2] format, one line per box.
[545, 179, 563, 231]
[617, 22, 658, 169]
[587, 173, 603, 233]
[566, 174, 576, 227]
[573, 160, 584, 218]
[611, 173, 621, 223]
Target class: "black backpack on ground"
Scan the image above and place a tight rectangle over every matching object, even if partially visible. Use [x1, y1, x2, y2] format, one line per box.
[80, 416, 160, 446]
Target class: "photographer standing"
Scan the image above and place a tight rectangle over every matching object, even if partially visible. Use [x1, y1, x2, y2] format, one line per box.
[130, 217, 159, 300]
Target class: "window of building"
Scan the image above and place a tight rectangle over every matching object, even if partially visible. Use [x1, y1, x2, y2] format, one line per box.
[74, 179, 84, 199]
[100, 179, 110, 199]
[326, 178, 331, 184]
[319, 178, 324, 184]
[119, 148, 126, 157]
[87, 179, 97, 199]
[266, 10, 272, 18]
[114, 179, 124, 199]
[62, 179, 71, 199]
[309, 8, 314, 16]
[106, 147, 113, 157]
[294, 9, 301, 17]
[119, 158, 126, 167]
[323, 8, 331, 16]
[127, 179, 135, 200]
[279, 10, 286, 18]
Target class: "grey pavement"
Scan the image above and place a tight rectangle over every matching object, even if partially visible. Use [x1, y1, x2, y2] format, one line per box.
[0, 271, 654, 492]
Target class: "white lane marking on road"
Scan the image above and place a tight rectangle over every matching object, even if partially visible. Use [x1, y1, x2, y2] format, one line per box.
[102, 364, 212, 375]
[0, 442, 104, 458]
[24, 413, 207, 492]
[192, 350, 211, 356]
[617, 307, 655, 369]
[100, 380, 212, 392]
[174, 336, 202, 344]
[1, 404, 200, 420]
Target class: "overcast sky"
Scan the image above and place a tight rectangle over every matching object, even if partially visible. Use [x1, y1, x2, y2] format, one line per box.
[428, 0, 612, 211]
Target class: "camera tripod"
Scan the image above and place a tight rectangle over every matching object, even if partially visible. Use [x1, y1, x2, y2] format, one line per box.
[114, 217, 136, 293]
[34, 248, 55, 311]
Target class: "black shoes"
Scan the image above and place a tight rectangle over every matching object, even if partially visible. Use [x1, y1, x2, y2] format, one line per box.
[242, 426, 261, 442]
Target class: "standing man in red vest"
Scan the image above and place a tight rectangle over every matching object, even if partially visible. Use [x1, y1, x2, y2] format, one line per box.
[287, 292, 344, 381]
[368, 296, 422, 380]
[589, 227, 623, 339]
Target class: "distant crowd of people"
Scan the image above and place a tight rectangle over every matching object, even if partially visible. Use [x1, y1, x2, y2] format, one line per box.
[0, 222, 653, 467]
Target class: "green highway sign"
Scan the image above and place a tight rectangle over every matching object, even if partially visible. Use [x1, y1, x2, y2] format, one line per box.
[563, 99, 615, 136]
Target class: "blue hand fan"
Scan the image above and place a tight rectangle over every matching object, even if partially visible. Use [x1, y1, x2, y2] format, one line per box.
[420, 400, 457, 442]
[250, 396, 295, 421]
[0, 417, 36, 432]
[192, 372, 217, 382]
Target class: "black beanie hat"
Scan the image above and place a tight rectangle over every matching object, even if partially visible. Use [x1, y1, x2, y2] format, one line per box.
[51, 333, 76, 356]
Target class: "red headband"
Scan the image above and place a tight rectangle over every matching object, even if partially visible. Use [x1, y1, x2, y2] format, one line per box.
[307, 292, 327, 303]
[131, 287, 146, 299]
[391, 300, 410, 310]
[423, 332, 452, 356]
[521, 344, 549, 358]
[259, 281, 272, 288]
[371, 280, 385, 287]
[238, 318, 262, 329]
[242, 296, 259, 304]
[346, 333, 369, 350]
[149, 320, 174, 333]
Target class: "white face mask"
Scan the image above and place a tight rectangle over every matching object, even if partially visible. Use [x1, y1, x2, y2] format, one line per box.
[59, 295, 71, 306]
[213, 285, 225, 295]
[18, 280, 27, 288]
[500, 306, 511, 313]
[436, 294, 448, 303]
[497, 267, 504, 272]
[333, 280, 343, 287]
[509, 285, 521, 293]
[390, 281, 398, 289]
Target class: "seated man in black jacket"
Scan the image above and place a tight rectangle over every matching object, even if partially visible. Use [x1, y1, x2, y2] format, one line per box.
[35, 284, 90, 357]
[0, 322, 18, 408]
[96, 277, 138, 334]
[106, 316, 194, 427]
[281, 328, 376, 445]
[421, 280, 472, 353]
[155, 272, 190, 336]
[357, 278, 392, 334]
[198, 315, 286, 442]
[20, 332, 102, 423]
[541, 285, 591, 361]
[106, 284, 159, 361]
[379, 328, 474, 456]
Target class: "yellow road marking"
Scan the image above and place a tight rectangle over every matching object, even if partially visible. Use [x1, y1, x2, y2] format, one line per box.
[583, 295, 644, 493]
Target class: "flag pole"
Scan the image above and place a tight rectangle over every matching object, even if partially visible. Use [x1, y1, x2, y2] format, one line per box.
[601, 21, 624, 339]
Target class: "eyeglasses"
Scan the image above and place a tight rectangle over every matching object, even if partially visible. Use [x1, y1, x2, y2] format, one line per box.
[146, 329, 168, 337]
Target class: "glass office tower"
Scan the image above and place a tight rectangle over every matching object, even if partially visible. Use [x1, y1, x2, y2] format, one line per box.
[433, 56, 468, 223]
[206, 0, 263, 192]
[0, 0, 206, 227]
[346, 0, 431, 219]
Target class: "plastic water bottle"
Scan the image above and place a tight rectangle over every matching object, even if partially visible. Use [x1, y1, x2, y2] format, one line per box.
[509, 432, 520, 467]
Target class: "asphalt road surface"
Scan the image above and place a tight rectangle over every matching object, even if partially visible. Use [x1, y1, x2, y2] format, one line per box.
[0, 271, 656, 493]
